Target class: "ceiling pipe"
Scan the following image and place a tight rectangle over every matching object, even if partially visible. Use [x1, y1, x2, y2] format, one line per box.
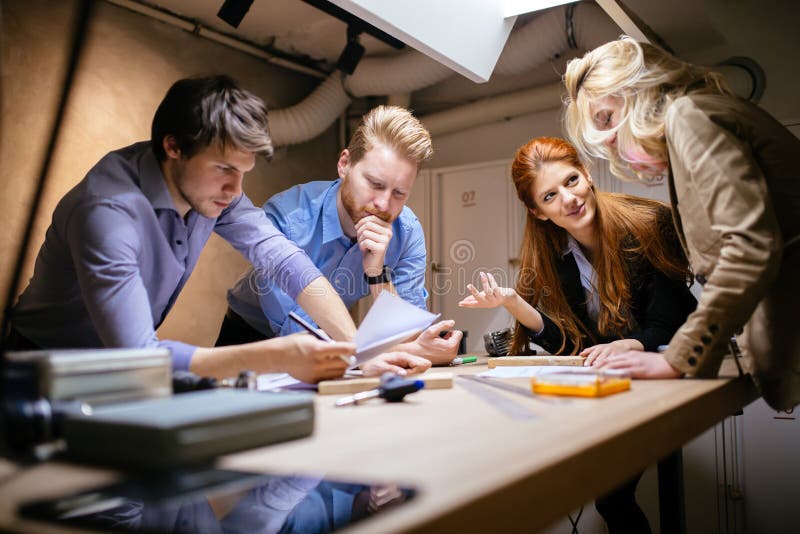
[271, 3, 620, 146]
[421, 82, 563, 137]
[109, 0, 620, 146]
[107, 1, 768, 148]
[107, 0, 327, 79]
[717, 57, 766, 103]
[386, 94, 412, 108]
[269, 72, 352, 146]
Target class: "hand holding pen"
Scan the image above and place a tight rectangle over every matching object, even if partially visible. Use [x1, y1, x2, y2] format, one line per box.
[278, 334, 356, 383]
[289, 311, 358, 368]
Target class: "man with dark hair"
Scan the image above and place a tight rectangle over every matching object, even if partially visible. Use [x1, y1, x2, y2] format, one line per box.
[9, 76, 429, 383]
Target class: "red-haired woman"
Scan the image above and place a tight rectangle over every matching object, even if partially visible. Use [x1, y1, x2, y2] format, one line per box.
[458, 136, 696, 532]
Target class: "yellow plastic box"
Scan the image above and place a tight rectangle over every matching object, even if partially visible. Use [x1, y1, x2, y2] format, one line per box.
[530, 370, 631, 397]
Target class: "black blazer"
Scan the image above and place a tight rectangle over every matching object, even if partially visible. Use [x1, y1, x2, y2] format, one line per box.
[526, 245, 698, 355]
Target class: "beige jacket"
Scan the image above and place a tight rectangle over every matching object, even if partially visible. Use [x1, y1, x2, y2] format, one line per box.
[663, 94, 800, 410]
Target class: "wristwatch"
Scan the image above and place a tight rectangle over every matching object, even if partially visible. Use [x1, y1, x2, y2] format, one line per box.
[364, 265, 390, 285]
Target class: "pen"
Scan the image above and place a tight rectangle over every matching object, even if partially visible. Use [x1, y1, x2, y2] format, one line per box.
[288, 311, 355, 366]
[450, 356, 477, 366]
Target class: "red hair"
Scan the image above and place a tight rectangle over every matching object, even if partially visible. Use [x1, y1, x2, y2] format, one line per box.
[510, 137, 691, 354]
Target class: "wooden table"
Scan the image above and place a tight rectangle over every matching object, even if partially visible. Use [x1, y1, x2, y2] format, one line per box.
[0, 358, 758, 533]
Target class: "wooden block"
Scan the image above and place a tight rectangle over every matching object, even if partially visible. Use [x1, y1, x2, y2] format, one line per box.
[318, 372, 454, 395]
[487, 356, 584, 368]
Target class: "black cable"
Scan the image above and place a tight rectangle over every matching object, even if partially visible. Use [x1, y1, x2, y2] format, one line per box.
[568, 504, 583, 533]
[0, 0, 95, 353]
[565, 3, 577, 50]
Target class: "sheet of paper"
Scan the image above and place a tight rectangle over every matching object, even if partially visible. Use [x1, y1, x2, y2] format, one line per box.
[352, 291, 440, 365]
[256, 373, 313, 391]
[478, 365, 584, 378]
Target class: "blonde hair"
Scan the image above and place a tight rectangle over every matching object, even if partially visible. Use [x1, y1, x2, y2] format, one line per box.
[564, 37, 731, 181]
[347, 105, 433, 168]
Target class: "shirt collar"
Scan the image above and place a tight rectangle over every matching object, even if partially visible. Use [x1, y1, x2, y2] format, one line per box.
[562, 234, 581, 258]
[322, 179, 349, 244]
[139, 144, 179, 212]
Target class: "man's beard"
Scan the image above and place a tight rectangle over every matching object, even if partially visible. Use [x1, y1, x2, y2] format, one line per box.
[174, 169, 230, 218]
[340, 180, 394, 223]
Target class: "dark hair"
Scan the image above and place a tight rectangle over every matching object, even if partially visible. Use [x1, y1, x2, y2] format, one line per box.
[151, 75, 273, 162]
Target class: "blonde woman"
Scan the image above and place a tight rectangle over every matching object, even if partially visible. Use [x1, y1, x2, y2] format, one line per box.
[564, 37, 800, 410]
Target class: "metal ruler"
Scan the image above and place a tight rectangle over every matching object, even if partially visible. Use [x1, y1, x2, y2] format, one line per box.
[457, 375, 538, 421]
[461, 375, 569, 403]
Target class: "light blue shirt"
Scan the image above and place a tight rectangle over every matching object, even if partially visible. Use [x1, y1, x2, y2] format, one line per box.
[227, 179, 428, 336]
[12, 142, 322, 370]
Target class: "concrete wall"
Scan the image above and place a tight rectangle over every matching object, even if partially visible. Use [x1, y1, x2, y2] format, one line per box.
[1, 0, 341, 347]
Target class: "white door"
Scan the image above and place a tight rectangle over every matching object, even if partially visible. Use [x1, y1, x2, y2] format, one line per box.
[429, 160, 524, 353]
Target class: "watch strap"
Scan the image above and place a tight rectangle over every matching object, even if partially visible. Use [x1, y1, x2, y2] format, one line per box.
[364, 266, 390, 285]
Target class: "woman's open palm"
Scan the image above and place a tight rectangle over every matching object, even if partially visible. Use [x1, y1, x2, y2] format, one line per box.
[458, 271, 516, 309]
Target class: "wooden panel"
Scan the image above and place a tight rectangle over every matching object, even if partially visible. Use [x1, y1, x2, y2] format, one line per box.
[488, 355, 584, 368]
[318, 372, 454, 394]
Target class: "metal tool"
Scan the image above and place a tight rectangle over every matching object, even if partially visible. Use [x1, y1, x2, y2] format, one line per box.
[484, 328, 513, 357]
[335, 373, 424, 407]
[172, 370, 257, 393]
[219, 370, 257, 391]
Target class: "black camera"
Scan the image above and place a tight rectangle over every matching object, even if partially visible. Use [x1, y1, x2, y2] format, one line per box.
[1, 349, 314, 469]
[1, 348, 171, 459]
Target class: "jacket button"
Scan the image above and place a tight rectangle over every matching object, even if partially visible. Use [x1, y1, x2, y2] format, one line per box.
[696, 273, 707, 285]
[688, 356, 697, 365]
[701, 335, 712, 344]
[693, 345, 703, 354]
[709, 324, 719, 334]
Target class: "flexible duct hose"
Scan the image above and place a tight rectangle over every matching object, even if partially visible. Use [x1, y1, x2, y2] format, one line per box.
[271, 3, 621, 145]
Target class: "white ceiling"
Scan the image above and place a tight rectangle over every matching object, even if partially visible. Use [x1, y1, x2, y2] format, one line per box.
[138, 0, 402, 65]
[122, 0, 789, 115]
[133, 0, 734, 69]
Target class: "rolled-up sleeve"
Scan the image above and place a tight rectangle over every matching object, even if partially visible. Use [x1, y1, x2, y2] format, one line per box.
[214, 194, 322, 300]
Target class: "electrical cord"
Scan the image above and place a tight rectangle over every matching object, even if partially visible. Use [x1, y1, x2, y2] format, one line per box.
[568, 504, 583, 534]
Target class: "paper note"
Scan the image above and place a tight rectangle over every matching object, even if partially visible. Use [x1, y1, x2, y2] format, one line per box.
[352, 291, 440, 365]
[257, 369, 363, 392]
[257, 373, 306, 391]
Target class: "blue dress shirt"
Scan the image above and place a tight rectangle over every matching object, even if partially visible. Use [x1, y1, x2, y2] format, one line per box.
[226, 180, 428, 336]
[12, 142, 322, 370]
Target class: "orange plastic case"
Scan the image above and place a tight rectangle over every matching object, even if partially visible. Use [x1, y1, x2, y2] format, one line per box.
[530, 370, 631, 397]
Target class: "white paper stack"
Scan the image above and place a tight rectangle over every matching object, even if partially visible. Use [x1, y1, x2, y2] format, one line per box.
[352, 291, 440, 365]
